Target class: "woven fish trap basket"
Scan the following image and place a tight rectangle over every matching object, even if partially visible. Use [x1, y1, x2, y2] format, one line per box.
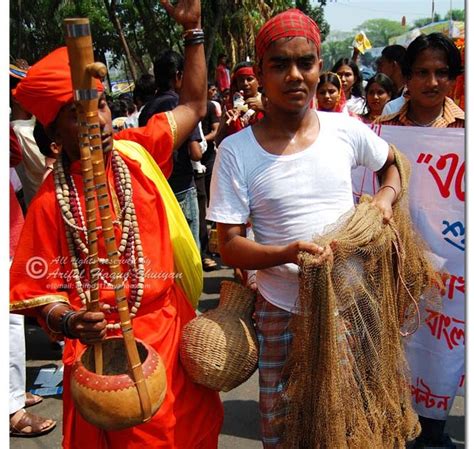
[179, 280, 258, 392]
[71, 336, 167, 430]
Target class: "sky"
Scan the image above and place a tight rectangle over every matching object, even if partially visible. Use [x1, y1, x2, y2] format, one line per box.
[319, 0, 465, 33]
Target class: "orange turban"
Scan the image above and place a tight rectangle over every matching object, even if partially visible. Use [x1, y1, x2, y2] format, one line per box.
[255, 9, 321, 61]
[13, 47, 104, 127]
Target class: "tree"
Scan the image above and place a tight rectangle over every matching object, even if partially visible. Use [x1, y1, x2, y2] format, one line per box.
[10, 0, 117, 64]
[11, 1, 332, 84]
[295, 0, 330, 42]
[11, 0, 74, 61]
[412, 14, 441, 29]
[103, 0, 139, 81]
[321, 38, 352, 71]
[445, 9, 464, 21]
[203, 0, 330, 80]
[355, 19, 405, 48]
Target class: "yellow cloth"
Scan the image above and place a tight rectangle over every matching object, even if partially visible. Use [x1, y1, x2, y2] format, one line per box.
[114, 140, 203, 308]
[353, 31, 372, 54]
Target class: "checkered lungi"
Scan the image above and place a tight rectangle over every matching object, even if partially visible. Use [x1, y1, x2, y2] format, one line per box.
[254, 292, 293, 449]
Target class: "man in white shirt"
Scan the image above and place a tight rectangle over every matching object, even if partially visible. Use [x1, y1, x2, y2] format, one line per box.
[207, 8, 402, 449]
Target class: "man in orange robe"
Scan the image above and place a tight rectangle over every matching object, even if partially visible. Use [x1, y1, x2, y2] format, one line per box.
[9, 1, 223, 448]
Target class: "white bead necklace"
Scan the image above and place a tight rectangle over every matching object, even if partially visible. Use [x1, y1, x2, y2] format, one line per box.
[53, 150, 145, 331]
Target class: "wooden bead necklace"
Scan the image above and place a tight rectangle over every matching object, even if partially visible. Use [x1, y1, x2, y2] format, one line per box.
[53, 150, 145, 331]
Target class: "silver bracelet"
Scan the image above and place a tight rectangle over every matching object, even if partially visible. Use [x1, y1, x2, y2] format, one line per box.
[45, 303, 67, 334]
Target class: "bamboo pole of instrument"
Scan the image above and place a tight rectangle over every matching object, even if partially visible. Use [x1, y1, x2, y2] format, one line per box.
[63, 23, 103, 376]
[64, 18, 152, 424]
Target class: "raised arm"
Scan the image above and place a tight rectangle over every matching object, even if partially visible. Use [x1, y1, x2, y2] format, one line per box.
[160, 0, 207, 151]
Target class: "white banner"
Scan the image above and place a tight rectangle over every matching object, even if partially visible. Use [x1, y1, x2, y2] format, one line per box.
[352, 125, 465, 420]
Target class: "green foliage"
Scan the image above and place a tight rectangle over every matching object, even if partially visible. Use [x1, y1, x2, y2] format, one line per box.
[11, 1, 331, 80]
[355, 18, 405, 47]
[202, 0, 329, 79]
[446, 9, 464, 21]
[411, 9, 464, 30]
[10, 0, 116, 62]
[320, 38, 352, 71]
[412, 13, 441, 29]
[295, 0, 330, 42]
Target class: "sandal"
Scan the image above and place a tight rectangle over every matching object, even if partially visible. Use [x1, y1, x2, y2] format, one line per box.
[202, 257, 218, 272]
[10, 409, 56, 437]
[25, 392, 43, 408]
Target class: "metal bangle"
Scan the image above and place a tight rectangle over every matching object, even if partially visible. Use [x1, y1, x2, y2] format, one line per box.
[378, 185, 398, 198]
[182, 28, 204, 39]
[184, 37, 205, 47]
[45, 303, 68, 334]
[61, 311, 77, 339]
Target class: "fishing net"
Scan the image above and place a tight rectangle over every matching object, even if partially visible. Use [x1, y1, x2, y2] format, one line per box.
[281, 147, 442, 449]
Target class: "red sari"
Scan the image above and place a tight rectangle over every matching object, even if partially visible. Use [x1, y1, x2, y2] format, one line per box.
[10, 112, 223, 449]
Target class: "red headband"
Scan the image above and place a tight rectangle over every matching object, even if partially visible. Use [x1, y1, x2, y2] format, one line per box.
[231, 66, 256, 85]
[13, 47, 104, 127]
[233, 66, 255, 78]
[255, 9, 321, 61]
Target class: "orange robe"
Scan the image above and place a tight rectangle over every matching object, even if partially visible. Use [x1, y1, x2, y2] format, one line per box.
[10, 112, 223, 449]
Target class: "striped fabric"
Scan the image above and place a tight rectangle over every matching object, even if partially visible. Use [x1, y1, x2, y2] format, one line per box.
[254, 293, 293, 449]
[377, 96, 464, 128]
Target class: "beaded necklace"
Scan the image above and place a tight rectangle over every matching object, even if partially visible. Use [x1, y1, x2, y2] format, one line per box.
[54, 149, 145, 330]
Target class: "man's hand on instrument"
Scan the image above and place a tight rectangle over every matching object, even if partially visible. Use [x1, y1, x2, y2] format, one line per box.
[68, 310, 107, 345]
[159, 0, 201, 29]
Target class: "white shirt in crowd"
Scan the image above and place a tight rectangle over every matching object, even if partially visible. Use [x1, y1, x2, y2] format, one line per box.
[11, 117, 46, 206]
[345, 95, 366, 115]
[207, 111, 389, 312]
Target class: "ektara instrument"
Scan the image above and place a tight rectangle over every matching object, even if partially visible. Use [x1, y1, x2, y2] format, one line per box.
[64, 17, 166, 431]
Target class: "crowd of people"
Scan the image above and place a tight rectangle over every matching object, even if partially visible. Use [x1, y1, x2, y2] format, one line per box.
[9, 0, 464, 448]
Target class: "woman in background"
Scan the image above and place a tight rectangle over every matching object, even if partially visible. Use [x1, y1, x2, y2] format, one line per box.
[316, 72, 346, 113]
[332, 58, 365, 114]
[360, 73, 396, 124]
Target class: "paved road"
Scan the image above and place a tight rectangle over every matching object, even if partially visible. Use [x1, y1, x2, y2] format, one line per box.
[10, 262, 464, 448]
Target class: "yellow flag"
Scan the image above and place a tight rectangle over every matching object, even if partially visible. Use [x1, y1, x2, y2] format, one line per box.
[352, 31, 372, 54]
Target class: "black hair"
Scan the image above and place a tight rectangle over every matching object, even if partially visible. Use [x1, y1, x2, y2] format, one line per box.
[118, 92, 133, 101]
[10, 76, 22, 92]
[232, 60, 254, 74]
[134, 73, 156, 104]
[331, 58, 364, 98]
[317, 72, 342, 92]
[381, 45, 407, 65]
[153, 50, 184, 93]
[33, 121, 55, 158]
[402, 32, 462, 80]
[230, 61, 256, 96]
[365, 73, 397, 97]
[110, 99, 128, 119]
[128, 101, 136, 115]
[364, 73, 397, 112]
